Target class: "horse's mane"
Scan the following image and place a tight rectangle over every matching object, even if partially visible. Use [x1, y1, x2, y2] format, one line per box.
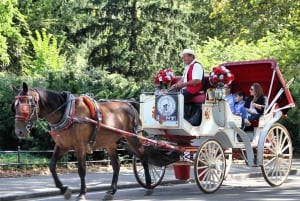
[35, 88, 70, 111]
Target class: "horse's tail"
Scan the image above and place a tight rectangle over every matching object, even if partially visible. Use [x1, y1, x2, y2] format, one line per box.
[127, 98, 140, 114]
[126, 99, 142, 135]
[119, 100, 144, 156]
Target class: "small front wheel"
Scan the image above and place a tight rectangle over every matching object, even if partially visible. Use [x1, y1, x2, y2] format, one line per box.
[261, 123, 292, 186]
[132, 156, 166, 189]
[194, 139, 226, 193]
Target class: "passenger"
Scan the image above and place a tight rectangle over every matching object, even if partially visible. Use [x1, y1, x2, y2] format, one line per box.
[233, 90, 248, 128]
[244, 83, 266, 126]
[224, 84, 235, 112]
[170, 48, 204, 101]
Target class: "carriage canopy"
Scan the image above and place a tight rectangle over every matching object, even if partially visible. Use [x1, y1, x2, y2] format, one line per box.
[220, 59, 295, 115]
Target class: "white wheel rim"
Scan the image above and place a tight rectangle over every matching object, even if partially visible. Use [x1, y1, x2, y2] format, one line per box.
[135, 159, 165, 186]
[196, 140, 226, 192]
[262, 125, 292, 185]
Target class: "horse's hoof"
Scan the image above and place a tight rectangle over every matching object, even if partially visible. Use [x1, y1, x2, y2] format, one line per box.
[103, 193, 114, 200]
[64, 188, 72, 200]
[77, 194, 86, 201]
[144, 189, 153, 196]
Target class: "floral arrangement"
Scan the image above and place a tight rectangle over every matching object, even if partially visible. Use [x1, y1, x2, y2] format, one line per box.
[154, 69, 174, 89]
[208, 66, 235, 87]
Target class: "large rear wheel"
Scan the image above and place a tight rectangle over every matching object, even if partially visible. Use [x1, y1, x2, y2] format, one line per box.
[261, 123, 293, 186]
[194, 139, 226, 193]
[132, 156, 166, 189]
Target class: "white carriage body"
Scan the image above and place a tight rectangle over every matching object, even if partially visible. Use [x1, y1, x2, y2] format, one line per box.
[140, 92, 275, 149]
[140, 59, 295, 166]
[136, 59, 295, 193]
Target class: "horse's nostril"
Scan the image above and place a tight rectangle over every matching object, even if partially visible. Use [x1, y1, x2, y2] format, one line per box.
[18, 131, 24, 137]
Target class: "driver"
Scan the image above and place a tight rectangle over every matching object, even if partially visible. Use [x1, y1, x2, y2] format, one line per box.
[170, 49, 204, 101]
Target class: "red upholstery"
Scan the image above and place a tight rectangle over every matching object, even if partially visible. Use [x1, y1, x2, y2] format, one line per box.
[250, 119, 259, 127]
[220, 60, 294, 115]
[186, 93, 206, 103]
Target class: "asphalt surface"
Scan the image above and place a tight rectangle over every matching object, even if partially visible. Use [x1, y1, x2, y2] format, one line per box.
[1, 159, 299, 201]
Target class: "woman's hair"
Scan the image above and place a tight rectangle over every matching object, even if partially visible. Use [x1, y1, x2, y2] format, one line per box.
[252, 82, 264, 101]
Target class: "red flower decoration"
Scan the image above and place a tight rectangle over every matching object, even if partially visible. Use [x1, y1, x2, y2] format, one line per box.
[209, 66, 234, 87]
[154, 69, 174, 85]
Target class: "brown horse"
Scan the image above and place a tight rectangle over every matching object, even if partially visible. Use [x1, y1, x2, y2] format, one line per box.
[12, 82, 152, 200]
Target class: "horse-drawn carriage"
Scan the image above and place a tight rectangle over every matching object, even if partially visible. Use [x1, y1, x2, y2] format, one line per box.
[135, 59, 295, 193]
[12, 59, 295, 200]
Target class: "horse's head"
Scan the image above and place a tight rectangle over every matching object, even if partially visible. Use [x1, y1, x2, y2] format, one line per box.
[12, 82, 39, 139]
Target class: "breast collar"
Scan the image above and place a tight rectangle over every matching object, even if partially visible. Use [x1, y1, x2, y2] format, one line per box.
[48, 93, 76, 132]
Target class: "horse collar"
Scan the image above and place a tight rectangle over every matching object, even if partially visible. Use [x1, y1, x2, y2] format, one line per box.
[49, 93, 76, 133]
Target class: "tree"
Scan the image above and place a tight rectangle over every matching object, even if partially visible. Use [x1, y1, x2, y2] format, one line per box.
[27, 29, 65, 76]
[190, 0, 300, 43]
[0, 0, 29, 74]
[27, 0, 197, 81]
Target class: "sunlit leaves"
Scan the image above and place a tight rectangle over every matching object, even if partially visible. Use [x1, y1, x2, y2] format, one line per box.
[27, 29, 65, 75]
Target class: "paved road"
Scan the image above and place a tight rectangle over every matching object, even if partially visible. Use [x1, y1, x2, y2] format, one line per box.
[17, 175, 300, 201]
[1, 159, 300, 201]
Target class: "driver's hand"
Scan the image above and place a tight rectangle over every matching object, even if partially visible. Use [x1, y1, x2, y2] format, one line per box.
[170, 84, 178, 91]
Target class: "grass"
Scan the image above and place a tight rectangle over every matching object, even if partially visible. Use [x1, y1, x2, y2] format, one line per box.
[0, 152, 49, 165]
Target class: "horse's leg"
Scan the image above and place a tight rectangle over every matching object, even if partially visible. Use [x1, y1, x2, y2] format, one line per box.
[104, 145, 120, 200]
[125, 136, 152, 189]
[49, 145, 72, 200]
[76, 148, 87, 201]
[141, 158, 152, 188]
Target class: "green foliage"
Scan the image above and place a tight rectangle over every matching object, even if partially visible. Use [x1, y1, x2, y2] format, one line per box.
[279, 79, 300, 153]
[0, 152, 49, 164]
[190, 0, 300, 43]
[0, 72, 22, 150]
[27, 29, 65, 75]
[0, 0, 28, 73]
[1, 0, 300, 153]
[198, 31, 300, 79]
[82, 69, 142, 99]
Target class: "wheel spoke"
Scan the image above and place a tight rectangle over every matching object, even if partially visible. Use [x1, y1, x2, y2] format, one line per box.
[261, 124, 292, 187]
[133, 157, 165, 188]
[195, 140, 225, 193]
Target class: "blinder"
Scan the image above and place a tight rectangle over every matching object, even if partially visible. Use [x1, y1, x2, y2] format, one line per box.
[14, 94, 39, 131]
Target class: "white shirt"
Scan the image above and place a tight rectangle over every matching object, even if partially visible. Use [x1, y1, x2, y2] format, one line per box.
[249, 101, 258, 114]
[183, 60, 203, 84]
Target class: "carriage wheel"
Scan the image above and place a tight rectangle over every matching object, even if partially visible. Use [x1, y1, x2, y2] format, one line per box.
[132, 156, 166, 189]
[194, 139, 226, 193]
[261, 123, 293, 187]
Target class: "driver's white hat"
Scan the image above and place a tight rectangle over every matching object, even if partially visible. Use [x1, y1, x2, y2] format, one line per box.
[179, 49, 195, 57]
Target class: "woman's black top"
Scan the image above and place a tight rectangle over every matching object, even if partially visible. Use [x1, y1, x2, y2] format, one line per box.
[244, 95, 266, 115]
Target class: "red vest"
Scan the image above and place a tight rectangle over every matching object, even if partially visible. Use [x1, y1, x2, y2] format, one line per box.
[186, 62, 203, 94]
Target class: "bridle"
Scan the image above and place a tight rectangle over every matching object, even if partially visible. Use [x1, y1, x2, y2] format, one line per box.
[14, 92, 39, 132]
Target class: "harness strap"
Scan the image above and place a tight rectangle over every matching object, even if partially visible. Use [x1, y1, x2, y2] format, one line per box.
[82, 95, 102, 153]
[49, 93, 75, 134]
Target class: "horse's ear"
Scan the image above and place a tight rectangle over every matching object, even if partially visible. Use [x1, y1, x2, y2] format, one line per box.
[22, 82, 28, 93]
[12, 85, 19, 93]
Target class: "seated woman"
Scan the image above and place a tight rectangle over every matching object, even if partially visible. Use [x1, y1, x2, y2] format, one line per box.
[244, 83, 266, 126]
